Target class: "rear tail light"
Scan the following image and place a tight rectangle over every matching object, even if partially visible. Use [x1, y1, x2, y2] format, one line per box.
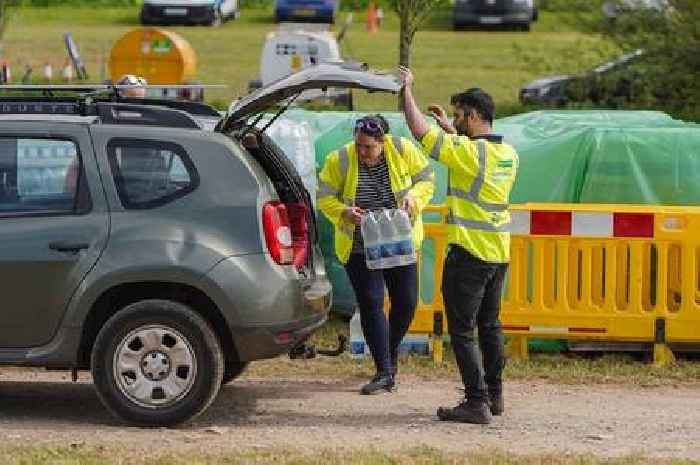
[262, 201, 309, 269]
[286, 203, 310, 268]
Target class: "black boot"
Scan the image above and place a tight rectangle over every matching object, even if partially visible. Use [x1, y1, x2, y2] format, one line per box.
[437, 398, 492, 424]
[488, 390, 504, 416]
[360, 373, 394, 395]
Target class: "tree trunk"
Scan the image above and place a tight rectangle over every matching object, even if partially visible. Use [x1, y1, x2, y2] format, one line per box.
[398, 7, 411, 69]
[398, 5, 412, 110]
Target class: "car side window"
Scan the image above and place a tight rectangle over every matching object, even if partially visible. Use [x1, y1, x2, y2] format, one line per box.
[0, 138, 89, 217]
[107, 138, 198, 210]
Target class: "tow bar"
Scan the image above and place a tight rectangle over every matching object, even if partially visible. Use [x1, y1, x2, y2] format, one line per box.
[289, 335, 347, 359]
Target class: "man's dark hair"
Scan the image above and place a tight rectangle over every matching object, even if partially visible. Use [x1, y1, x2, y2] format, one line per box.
[450, 88, 495, 124]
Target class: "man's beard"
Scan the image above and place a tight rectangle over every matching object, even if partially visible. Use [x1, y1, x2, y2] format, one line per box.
[455, 120, 469, 136]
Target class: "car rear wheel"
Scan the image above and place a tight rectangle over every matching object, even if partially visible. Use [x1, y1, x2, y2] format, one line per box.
[91, 299, 223, 426]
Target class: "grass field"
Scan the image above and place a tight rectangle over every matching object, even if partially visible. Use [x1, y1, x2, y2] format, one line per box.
[2, 5, 612, 113]
[246, 315, 700, 386]
[3, 446, 700, 465]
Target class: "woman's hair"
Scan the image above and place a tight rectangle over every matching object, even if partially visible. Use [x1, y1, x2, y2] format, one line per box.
[354, 114, 389, 141]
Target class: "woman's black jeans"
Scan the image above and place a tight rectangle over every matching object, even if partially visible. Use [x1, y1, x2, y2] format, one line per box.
[345, 253, 418, 375]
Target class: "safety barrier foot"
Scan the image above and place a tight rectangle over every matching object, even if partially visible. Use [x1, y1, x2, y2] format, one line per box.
[432, 336, 444, 365]
[653, 343, 675, 367]
[432, 311, 444, 365]
[507, 335, 529, 360]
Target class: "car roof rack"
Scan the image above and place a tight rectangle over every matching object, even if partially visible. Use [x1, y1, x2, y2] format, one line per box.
[0, 84, 223, 128]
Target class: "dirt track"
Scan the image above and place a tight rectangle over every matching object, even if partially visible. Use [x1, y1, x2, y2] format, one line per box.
[1, 367, 699, 459]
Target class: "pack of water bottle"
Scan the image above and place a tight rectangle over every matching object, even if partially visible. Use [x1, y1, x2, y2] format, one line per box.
[258, 116, 317, 206]
[361, 208, 416, 270]
[349, 308, 370, 358]
[349, 307, 429, 358]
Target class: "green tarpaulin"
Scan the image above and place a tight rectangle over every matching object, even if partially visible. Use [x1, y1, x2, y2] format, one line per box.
[272, 109, 700, 314]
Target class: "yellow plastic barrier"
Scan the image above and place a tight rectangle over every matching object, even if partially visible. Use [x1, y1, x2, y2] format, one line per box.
[401, 203, 700, 366]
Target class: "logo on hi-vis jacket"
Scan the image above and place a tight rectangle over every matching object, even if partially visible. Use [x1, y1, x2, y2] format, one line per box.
[492, 158, 514, 179]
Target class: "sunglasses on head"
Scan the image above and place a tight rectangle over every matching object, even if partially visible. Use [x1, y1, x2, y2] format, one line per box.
[354, 117, 384, 137]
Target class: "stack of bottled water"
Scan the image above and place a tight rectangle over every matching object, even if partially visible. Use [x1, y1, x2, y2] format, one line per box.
[258, 117, 317, 206]
[350, 309, 429, 359]
[349, 308, 370, 358]
[361, 208, 416, 270]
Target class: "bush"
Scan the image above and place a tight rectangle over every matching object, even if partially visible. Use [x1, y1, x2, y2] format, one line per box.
[593, 0, 700, 121]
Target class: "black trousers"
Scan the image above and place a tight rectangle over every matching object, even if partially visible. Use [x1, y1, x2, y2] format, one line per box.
[345, 253, 418, 374]
[441, 245, 508, 401]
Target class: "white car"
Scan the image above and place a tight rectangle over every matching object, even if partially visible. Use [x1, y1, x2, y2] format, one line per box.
[140, 0, 240, 26]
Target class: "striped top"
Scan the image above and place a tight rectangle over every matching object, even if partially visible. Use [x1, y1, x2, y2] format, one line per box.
[352, 156, 396, 253]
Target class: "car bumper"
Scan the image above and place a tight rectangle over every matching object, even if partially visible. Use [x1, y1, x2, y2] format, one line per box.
[519, 86, 567, 105]
[204, 252, 332, 361]
[454, 10, 532, 26]
[232, 311, 328, 361]
[140, 5, 215, 24]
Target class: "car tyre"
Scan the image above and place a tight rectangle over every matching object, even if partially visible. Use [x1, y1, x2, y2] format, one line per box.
[221, 360, 249, 384]
[91, 299, 223, 426]
[209, 9, 223, 27]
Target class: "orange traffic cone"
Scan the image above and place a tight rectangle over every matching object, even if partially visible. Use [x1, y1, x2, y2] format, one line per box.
[366, 1, 379, 33]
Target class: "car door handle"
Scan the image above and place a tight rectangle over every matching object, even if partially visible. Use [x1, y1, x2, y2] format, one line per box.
[49, 241, 90, 252]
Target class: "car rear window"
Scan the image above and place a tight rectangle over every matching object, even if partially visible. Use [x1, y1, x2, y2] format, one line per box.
[0, 138, 90, 216]
[107, 138, 199, 210]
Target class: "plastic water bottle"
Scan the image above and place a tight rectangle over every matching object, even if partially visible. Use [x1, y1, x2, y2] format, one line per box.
[349, 308, 367, 358]
[361, 212, 383, 270]
[399, 333, 430, 356]
[379, 209, 400, 268]
[394, 209, 416, 266]
[261, 117, 317, 206]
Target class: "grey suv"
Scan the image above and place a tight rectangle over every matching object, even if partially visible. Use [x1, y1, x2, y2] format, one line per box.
[0, 63, 399, 426]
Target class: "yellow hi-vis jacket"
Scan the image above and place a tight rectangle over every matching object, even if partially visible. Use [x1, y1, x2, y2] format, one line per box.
[421, 127, 519, 263]
[318, 135, 435, 264]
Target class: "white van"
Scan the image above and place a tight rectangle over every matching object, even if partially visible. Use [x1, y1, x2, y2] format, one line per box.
[249, 25, 353, 108]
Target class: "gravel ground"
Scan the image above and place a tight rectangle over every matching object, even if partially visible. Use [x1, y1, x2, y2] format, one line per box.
[1, 367, 699, 459]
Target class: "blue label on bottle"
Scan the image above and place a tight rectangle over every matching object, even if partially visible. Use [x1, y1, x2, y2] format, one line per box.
[351, 341, 365, 355]
[397, 240, 414, 256]
[380, 242, 400, 258]
[365, 246, 381, 261]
